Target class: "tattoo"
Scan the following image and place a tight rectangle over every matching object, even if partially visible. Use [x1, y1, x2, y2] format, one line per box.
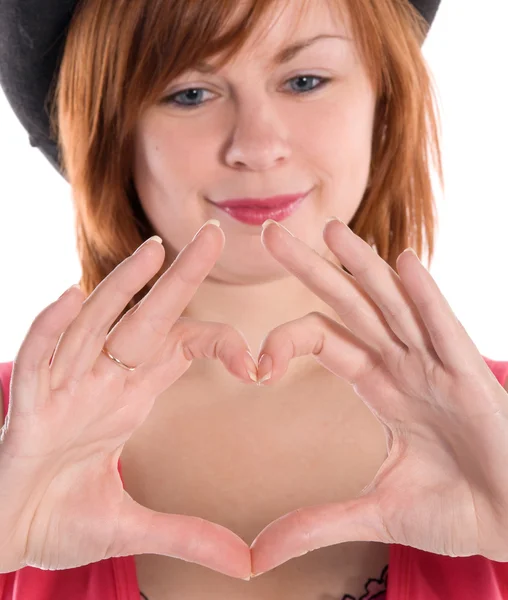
[320, 564, 389, 600]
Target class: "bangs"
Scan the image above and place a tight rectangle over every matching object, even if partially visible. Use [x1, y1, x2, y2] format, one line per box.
[127, 0, 357, 109]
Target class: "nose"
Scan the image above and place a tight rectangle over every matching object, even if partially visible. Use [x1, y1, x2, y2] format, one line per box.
[224, 97, 292, 171]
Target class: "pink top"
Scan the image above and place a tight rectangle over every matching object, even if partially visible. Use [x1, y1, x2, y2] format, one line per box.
[1, 355, 508, 600]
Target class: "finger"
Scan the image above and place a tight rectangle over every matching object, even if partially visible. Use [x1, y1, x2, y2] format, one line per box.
[255, 311, 407, 434]
[125, 318, 259, 397]
[256, 311, 379, 388]
[250, 497, 386, 576]
[323, 218, 436, 356]
[50, 236, 166, 389]
[260, 221, 406, 362]
[113, 492, 252, 579]
[258, 312, 414, 434]
[10, 284, 84, 414]
[256, 310, 404, 439]
[256, 308, 402, 459]
[93, 223, 226, 380]
[394, 247, 486, 376]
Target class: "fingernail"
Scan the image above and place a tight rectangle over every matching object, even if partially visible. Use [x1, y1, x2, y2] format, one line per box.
[192, 219, 222, 241]
[325, 216, 347, 228]
[257, 354, 272, 385]
[403, 247, 419, 260]
[133, 235, 163, 254]
[245, 351, 258, 383]
[262, 219, 279, 232]
[261, 220, 294, 237]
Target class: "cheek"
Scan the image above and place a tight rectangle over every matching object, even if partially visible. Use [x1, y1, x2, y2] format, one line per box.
[295, 93, 374, 221]
[132, 119, 220, 251]
[295, 101, 372, 180]
[134, 120, 212, 210]
[135, 122, 195, 185]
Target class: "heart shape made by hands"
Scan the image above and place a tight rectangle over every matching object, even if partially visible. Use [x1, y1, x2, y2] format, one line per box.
[158, 218, 508, 580]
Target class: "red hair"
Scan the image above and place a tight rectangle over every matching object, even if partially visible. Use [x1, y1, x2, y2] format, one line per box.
[50, 0, 443, 330]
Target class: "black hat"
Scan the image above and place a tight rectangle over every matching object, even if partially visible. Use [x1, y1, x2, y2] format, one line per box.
[0, 0, 442, 181]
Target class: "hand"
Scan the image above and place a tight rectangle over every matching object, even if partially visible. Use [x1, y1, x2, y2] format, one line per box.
[0, 222, 257, 579]
[249, 217, 508, 577]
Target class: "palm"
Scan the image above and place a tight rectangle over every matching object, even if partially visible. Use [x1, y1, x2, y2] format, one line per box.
[360, 353, 508, 559]
[353, 356, 480, 558]
[4, 339, 186, 569]
[362, 435, 479, 558]
[23, 445, 137, 569]
[2, 320, 253, 576]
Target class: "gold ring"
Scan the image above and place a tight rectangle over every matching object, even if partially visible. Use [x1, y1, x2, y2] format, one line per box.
[101, 345, 137, 371]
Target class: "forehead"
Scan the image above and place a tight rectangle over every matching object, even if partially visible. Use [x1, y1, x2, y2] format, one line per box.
[215, 0, 352, 61]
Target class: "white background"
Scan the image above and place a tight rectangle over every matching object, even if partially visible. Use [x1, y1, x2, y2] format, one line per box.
[1, 0, 507, 363]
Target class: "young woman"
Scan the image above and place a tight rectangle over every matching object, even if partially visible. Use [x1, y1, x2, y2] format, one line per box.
[2, 0, 508, 599]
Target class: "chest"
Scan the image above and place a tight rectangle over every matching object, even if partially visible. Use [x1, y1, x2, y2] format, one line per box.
[120, 366, 391, 599]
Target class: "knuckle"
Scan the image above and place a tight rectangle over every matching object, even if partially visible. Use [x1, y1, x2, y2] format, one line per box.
[307, 310, 327, 323]
[353, 260, 371, 277]
[336, 296, 358, 319]
[141, 313, 174, 339]
[213, 334, 231, 360]
[306, 310, 332, 331]
[172, 266, 203, 288]
[169, 317, 188, 335]
[107, 281, 139, 311]
[175, 336, 194, 362]
[98, 263, 144, 302]
[74, 316, 104, 339]
[221, 322, 242, 341]
[305, 313, 327, 355]
[377, 300, 399, 323]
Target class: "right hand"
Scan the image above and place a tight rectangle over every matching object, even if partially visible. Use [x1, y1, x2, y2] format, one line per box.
[0, 221, 258, 580]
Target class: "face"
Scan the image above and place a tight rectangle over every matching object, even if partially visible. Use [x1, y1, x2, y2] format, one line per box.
[133, 0, 377, 283]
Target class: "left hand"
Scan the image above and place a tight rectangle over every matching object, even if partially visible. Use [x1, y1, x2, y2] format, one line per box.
[249, 217, 508, 577]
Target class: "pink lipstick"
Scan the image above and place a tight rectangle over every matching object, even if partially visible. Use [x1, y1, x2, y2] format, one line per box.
[210, 190, 311, 225]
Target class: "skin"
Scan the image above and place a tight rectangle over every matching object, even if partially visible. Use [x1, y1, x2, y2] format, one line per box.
[5, 0, 508, 591]
[132, 0, 377, 371]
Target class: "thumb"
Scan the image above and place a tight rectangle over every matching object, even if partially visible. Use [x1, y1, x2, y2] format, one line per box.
[110, 491, 252, 579]
[249, 494, 386, 576]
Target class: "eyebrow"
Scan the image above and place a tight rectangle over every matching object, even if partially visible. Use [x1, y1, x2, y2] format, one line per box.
[193, 34, 352, 74]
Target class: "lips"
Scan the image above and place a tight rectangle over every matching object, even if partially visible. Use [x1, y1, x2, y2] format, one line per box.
[212, 192, 309, 209]
[208, 189, 312, 225]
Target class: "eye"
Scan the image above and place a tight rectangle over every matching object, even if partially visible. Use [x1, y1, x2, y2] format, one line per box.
[161, 88, 215, 109]
[285, 75, 331, 94]
[160, 74, 331, 110]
